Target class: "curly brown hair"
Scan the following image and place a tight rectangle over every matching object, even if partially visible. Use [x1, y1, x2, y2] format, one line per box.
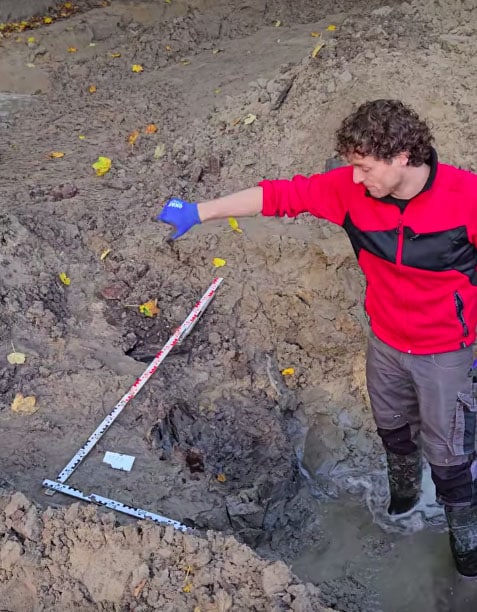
[335, 99, 434, 166]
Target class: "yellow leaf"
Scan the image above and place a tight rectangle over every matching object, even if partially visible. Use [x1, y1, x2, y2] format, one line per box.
[212, 258, 226, 268]
[132, 64, 144, 72]
[274, 20, 282, 27]
[49, 151, 65, 158]
[212, 49, 221, 54]
[182, 583, 192, 593]
[100, 248, 111, 261]
[59, 272, 71, 286]
[128, 130, 140, 145]
[214, 88, 221, 94]
[78, 135, 86, 140]
[228, 217, 243, 233]
[64, 2, 73, 8]
[165, 45, 172, 51]
[133, 579, 147, 598]
[216, 473, 226, 483]
[67, 47, 77, 53]
[139, 299, 160, 318]
[153, 143, 166, 159]
[43, 17, 53, 24]
[281, 367, 295, 376]
[243, 113, 257, 125]
[88, 84, 97, 93]
[180, 58, 190, 65]
[145, 123, 158, 134]
[110, 52, 121, 58]
[165, 0, 171, 4]
[311, 32, 320, 37]
[11, 393, 38, 414]
[311, 42, 324, 58]
[327, 25, 337, 31]
[7, 352, 26, 365]
[92, 156, 112, 176]
[27, 36, 35, 43]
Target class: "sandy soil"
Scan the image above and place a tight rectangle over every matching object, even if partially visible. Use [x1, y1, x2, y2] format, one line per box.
[0, 0, 476, 609]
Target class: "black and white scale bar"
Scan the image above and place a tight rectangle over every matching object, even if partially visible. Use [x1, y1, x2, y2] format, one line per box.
[42, 479, 189, 532]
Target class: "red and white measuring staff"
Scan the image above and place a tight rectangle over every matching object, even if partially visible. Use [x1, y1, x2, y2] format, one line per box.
[52, 277, 223, 485]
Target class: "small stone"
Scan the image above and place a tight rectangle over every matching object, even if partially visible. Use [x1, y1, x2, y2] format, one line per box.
[100, 282, 129, 300]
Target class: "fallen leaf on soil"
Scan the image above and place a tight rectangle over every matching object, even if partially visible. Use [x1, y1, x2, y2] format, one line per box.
[180, 58, 191, 65]
[153, 143, 166, 159]
[67, 47, 77, 53]
[100, 248, 111, 261]
[128, 130, 140, 145]
[274, 20, 282, 27]
[110, 52, 121, 58]
[26, 63, 36, 68]
[281, 367, 295, 376]
[311, 42, 324, 58]
[243, 113, 257, 125]
[88, 84, 97, 93]
[7, 352, 26, 365]
[212, 258, 226, 268]
[165, 45, 172, 51]
[311, 32, 320, 37]
[92, 156, 112, 176]
[59, 272, 71, 286]
[231, 117, 242, 126]
[212, 48, 221, 54]
[139, 299, 160, 317]
[49, 151, 65, 158]
[228, 217, 243, 233]
[133, 579, 147, 598]
[145, 123, 158, 134]
[214, 88, 221, 94]
[27, 36, 35, 43]
[182, 583, 192, 593]
[216, 473, 226, 482]
[78, 135, 86, 140]
[327, 25, 337, 31]
[44, 17, 53, 24]
[11, 393, 38, 414]
[132, 64, 144, 72]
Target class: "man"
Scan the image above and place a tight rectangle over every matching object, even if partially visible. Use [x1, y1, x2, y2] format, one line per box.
[157, 99, 477, 577]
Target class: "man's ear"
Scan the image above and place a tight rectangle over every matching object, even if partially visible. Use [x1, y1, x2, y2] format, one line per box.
[395, 151, 410, 166]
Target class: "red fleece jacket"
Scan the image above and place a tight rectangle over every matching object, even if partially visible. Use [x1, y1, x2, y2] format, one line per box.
[259, 164, 477, 354]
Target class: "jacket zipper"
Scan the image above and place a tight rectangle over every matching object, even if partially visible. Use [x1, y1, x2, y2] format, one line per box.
[396, 217, 404, 264]
[454, 291, 469, 338]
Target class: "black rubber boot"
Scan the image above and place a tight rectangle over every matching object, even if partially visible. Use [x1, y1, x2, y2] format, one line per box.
[445, 505, 477, 577]
[386, 450, 422, 515]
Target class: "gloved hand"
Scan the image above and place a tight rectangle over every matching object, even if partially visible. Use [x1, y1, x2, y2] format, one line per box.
[156, 198, 201, 239]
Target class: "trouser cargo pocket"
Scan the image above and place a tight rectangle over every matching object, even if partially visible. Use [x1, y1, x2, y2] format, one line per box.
[447, 393, 477, 457]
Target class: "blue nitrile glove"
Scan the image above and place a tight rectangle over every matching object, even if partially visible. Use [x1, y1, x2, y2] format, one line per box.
[156, 198, 201, 239]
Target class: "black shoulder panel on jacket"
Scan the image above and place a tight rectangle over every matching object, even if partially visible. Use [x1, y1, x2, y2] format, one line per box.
[343, 212, 398, 263]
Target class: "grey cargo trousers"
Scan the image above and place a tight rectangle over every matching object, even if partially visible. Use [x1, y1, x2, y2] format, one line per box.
[366, 331, 477, 507]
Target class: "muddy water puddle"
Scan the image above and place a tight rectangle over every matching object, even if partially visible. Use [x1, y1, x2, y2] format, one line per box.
[291, 465, 477, 611]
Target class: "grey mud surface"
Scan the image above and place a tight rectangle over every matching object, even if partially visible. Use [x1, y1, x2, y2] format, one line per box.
[0, 0, 477, 610]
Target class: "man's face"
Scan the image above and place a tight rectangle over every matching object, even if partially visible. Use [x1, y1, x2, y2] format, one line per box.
[346, 152, 409, 199]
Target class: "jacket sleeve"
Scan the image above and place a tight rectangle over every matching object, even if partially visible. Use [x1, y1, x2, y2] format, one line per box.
[259, 168, 349, 226]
